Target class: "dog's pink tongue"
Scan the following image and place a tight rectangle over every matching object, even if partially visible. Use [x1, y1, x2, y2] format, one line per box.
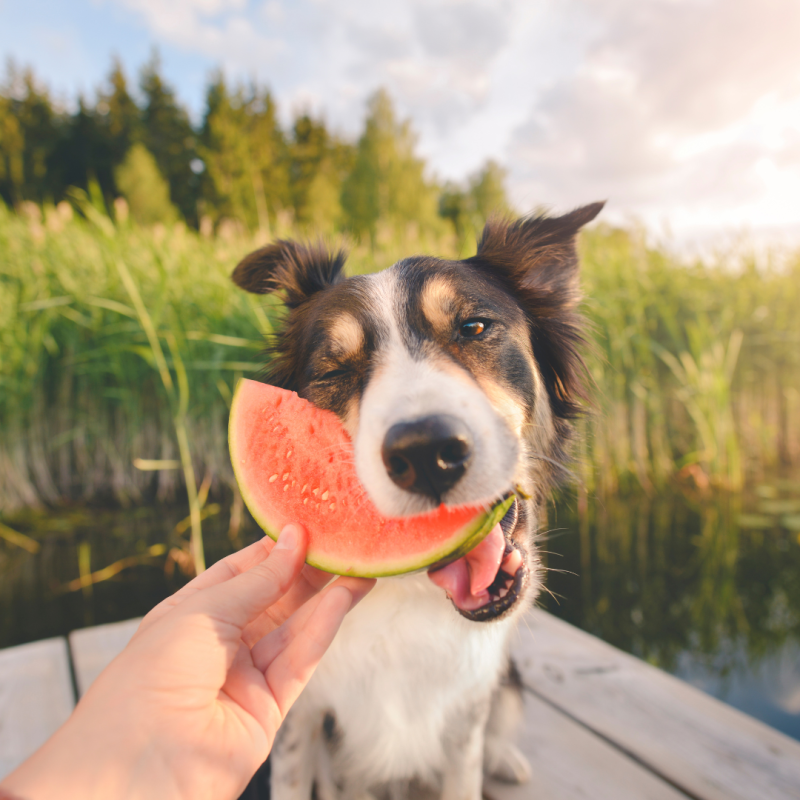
[428, 524, 505, 611]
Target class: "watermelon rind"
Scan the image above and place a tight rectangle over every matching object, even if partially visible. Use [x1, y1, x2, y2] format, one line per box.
[229, 379, 515, 577]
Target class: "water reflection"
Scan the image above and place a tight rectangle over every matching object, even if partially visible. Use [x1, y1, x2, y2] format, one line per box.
[1, 484, 799, 740]
[542, 482, 800, 740]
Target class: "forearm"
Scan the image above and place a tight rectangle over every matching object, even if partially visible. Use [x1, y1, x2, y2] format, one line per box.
[0, 704, 150, 800]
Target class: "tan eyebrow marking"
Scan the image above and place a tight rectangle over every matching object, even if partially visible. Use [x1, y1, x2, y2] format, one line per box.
[329, 313, 364, 357]
[421, 275, 457, 333]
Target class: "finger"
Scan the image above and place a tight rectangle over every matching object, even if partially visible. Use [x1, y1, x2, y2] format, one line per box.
[139, 536, 275, 631]
[186, 524, 308, 631]
[264, 586, 353, 716]
[251, 577, 374, 671]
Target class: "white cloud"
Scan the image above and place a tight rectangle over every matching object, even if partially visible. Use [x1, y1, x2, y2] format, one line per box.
[103, 0, 800, 244]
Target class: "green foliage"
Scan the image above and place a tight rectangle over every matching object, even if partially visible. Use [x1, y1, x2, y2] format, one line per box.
[440, 160, 513, 251]
[114, 143, 179, 225]
[198, 73, 288, 232]
[139, 53, 200, 226]
[341, 89, 445, 246]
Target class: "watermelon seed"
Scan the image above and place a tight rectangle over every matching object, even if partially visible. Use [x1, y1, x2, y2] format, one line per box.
[291, 480, 296, 487]
[269, 474, 278, 483]
[321, 490, 329, 500]
[303, 498, 308, 505]
[286, 450, 292, 458]
[272, 424, 280, 432]
[301, 484, 308, 493]
[312, 488, 319, 496]
[282, 473, 289, 481]
[284, 484, 290, 492]
[330, 503, 336, 511]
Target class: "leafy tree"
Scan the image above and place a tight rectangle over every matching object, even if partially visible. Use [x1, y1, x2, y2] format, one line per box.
[341, 89, 443, 245]
[140, 52, 199, 225]
[288, 113, 353, 233]
[114, 142, 179, 225]
[469, 159, 512, 221]
[439, 159, 513, 247]
[199, 73, 288, 232]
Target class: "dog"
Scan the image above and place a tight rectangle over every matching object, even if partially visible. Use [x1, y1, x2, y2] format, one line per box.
[231, 202, 603, 800]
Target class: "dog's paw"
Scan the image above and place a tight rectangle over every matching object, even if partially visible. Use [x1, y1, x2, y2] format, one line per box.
[484, 742, 532, 785]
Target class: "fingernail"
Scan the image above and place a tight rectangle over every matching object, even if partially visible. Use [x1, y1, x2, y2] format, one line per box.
[275, 524, 298, 551]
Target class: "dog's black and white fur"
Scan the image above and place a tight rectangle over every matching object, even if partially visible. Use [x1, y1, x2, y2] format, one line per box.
[232, 202, 603, 800]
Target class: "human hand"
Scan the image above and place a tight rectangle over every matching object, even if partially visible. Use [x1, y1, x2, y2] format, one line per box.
[1, 525, 375, 800]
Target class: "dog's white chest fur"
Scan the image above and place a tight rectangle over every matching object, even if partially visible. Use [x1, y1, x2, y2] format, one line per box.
[297, 575, 515, 787]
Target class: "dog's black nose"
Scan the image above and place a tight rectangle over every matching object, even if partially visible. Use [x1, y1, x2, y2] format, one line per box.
[381, 415, 473, 500]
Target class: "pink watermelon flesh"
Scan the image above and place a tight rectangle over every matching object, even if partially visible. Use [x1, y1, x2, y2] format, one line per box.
[229, 379, 513, 578]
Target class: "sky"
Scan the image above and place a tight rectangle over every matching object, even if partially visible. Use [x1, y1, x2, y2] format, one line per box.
[2, 0, 800, 250]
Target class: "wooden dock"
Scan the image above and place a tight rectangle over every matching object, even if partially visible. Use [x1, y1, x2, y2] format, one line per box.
[2, 610, 799, 798]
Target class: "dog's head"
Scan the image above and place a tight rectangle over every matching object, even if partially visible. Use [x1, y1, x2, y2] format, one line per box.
[233, 202, 602, 620]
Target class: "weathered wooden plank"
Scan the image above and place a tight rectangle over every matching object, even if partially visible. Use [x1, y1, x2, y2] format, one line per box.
[515, 609, 800, 800]
[485, 690, 690, 800]
[68, 618, 141, 697]
[0, 638, 75, 779]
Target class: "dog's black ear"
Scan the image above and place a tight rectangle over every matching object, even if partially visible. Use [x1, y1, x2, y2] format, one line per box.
[469, 202, 604, 420]
[473, 202, 604, 310]
[232, 240, 347, 308]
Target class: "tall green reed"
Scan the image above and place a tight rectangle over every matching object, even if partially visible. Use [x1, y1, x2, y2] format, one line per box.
[2, 203, 799, 535]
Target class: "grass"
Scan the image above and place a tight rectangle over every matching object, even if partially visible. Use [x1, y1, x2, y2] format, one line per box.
[1, 200, 799, 559]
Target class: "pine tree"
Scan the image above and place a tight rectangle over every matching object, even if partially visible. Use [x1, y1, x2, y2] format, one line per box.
[0, 65, 61, 205]
[140, 52, 199, 225]
[99, 60, 141, 168]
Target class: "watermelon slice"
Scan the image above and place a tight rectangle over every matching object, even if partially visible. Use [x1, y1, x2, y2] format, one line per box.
[229, 379, 513, 577]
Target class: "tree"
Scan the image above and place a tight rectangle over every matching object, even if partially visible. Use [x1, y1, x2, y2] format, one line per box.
[0, 64, 62, 205]
[469, 159, 512, 222]
[99, 60, 141, 168]
[341, 89, 443, 245]
[288, 113, 351, 233]
[199, 73, 288, 232]
[439, 159, 513, 247]
[140, 52, 199, 225]
[114, 142, 179, 225]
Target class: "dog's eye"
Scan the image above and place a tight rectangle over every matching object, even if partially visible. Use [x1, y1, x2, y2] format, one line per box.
[318, 369, 348, 382]
[459, 319, 490, 338]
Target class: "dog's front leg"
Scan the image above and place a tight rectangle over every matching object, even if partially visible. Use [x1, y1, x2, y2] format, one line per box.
[271, 707, 321, 800]
[440, 699, 491, 800]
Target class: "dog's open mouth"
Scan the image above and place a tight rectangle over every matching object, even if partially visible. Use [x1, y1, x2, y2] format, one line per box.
[428, 498, 526, 621]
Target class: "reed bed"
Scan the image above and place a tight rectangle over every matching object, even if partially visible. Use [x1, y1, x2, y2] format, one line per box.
[2, 202, 799, 536]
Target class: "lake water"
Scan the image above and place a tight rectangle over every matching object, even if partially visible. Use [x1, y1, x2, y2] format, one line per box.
[1, 483, 799, 740]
